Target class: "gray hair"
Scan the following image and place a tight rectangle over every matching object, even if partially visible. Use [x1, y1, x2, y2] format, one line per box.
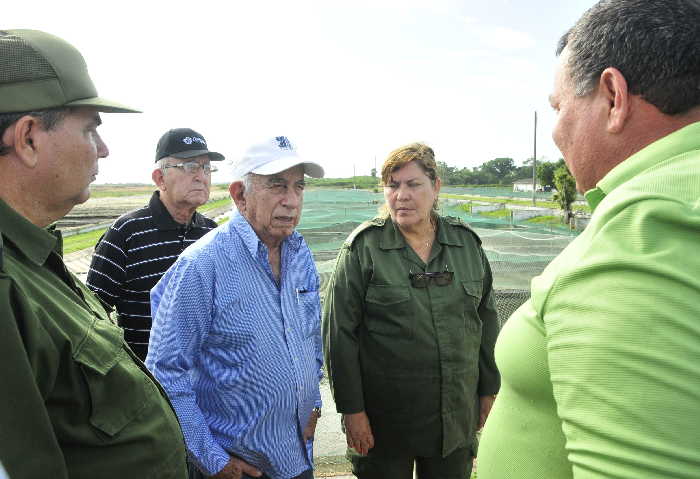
[558, 0, 700, 115]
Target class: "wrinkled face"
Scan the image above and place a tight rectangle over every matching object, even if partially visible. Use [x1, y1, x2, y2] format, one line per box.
[41, 107, 108, 207]
[550, 48, 602, 193]
[159, 155, 212, 209]
[383, 161, 440, 230]
[241, 165, 305, 247]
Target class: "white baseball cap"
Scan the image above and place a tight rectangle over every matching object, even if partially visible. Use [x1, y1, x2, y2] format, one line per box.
[232, 136, 324, 179]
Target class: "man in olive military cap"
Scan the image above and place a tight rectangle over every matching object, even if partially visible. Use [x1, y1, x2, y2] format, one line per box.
[0, 29, 187, 479]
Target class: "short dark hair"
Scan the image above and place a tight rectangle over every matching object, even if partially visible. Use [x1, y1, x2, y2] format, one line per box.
[0, 108, 70, 155]
[558, 0, 700, 115]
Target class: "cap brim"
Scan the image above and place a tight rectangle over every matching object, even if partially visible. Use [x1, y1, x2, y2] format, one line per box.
[251, 156, 324, 178]
[170, 149, 225, 162]
[66, 96, 141, 113]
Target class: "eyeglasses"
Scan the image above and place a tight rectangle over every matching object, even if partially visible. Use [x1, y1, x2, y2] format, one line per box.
[409, 267, 454, 288]
[164, 161, 217, 175]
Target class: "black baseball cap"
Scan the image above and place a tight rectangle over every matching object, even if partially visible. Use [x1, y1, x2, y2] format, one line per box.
[155, 128, 225, 163]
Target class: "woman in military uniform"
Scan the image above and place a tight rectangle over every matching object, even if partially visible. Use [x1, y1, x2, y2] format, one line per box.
[322, 142, 500, 479]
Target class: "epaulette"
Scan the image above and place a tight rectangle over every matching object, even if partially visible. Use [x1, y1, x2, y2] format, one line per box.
[344, 216, 387, 246]
[443, 215, 482, 245]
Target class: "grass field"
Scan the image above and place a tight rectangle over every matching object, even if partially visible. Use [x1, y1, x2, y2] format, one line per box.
[63, 227, 108, 254]
[526, 214, 560, 225]
[198, 197, 232, 213]
[63, 193, 231, 254]
[477, 209, 513, 219]
[89, 183, 230, 198]
[441, 193, 590, 213]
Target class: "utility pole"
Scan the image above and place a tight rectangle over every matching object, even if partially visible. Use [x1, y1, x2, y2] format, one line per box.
[532, 110, 538, 206]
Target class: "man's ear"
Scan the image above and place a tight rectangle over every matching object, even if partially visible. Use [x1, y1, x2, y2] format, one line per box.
[229, 181, 246, 211]
[152, 168, 166, 190]
[599, 67, 631, 134]
[4, 115, 41, 168]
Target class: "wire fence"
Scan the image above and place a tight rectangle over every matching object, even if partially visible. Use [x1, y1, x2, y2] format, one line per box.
[298, 188, 578, 325]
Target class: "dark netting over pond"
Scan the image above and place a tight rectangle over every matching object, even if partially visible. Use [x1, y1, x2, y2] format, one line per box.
[293, 189, 579, 326]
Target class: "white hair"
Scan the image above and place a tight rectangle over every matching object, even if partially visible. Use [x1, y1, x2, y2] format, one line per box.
[232, 172, 256, 195]
[156, 158, 170, 173]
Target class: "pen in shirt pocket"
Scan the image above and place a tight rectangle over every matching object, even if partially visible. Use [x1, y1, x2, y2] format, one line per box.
[296, 287, 309, 303]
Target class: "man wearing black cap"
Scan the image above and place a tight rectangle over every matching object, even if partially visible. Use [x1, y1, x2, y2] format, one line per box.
[0, 30, 187, 478]
[87, 128, 223, 361]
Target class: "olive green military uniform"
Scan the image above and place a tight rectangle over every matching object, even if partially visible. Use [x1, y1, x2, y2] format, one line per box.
[323, 215, 500, 477]
[0, 199, 187, 479]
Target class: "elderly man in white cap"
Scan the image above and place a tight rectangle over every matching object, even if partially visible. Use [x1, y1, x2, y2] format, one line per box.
[146, 136, 324, 479]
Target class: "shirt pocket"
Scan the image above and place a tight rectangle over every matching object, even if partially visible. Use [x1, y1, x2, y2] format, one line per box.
[297, 289, 321, 338]
[462, 280, 483, 335]
[72, 318, 153, 438]
[364, 284, 412, 338]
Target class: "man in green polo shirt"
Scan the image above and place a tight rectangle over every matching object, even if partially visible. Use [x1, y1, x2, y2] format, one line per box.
[0, 30, 187, 478]
[478, 1, 700, 478]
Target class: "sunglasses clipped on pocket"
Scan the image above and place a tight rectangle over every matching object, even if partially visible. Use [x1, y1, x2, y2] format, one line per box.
[409, 266, 454, 288]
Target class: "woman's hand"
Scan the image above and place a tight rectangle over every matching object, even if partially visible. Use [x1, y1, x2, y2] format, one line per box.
[343, 411, 375, 455]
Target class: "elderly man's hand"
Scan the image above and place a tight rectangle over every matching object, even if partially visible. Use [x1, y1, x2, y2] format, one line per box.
[303, 409, 320, 441]
[344, 411, 374, 456]
[478, 395, 497, 430]
[212, 456, 262, 479]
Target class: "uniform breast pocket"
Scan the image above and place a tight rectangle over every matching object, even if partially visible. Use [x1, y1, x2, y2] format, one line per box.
[462, 280, 483, 335]
[364, 284, 412, 338]
[73, 318, 154, 438]
[297, 289, 321, 337]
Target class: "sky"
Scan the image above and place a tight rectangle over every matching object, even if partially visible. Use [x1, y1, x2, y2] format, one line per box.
[6, 0, 597, 184]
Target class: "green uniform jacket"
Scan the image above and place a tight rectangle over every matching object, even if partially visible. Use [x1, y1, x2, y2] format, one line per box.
[322, 215, 500, 457]
[0, 199, 187, 479]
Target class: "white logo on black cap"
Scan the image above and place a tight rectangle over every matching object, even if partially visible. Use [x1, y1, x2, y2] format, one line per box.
[182, 136, 206, 146]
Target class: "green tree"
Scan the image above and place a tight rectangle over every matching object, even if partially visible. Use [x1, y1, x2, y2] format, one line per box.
[480, 157, 515, 184]
[370, 167, 377, 178]
[436, 161, 458, 184]
[552, 165, 577, 222]
[537, 161, 557, 187]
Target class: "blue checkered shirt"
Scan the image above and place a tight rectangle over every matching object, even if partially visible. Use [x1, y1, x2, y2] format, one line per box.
[146, 212, 323, 479]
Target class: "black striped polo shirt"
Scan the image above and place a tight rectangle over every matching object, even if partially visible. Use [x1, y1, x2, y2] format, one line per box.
[86, 191, 217, 360]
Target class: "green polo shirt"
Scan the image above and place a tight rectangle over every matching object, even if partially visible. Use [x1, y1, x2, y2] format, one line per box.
[478, 122, 700, 478]
[323, 215, 500, 458]
[0, 199, 187, 479]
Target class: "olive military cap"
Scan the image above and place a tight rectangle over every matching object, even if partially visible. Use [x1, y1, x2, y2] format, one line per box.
[0, 29, 138, 113]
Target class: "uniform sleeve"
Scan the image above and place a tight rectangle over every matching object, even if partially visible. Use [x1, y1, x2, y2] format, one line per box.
[145, 258, 230, 476]
[477, 249, 500, 396]
[0, 276, 68, 479]
[541, 200, 700, 478]
[86, 226, 127, 307]
[322, 243, 367, 414]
